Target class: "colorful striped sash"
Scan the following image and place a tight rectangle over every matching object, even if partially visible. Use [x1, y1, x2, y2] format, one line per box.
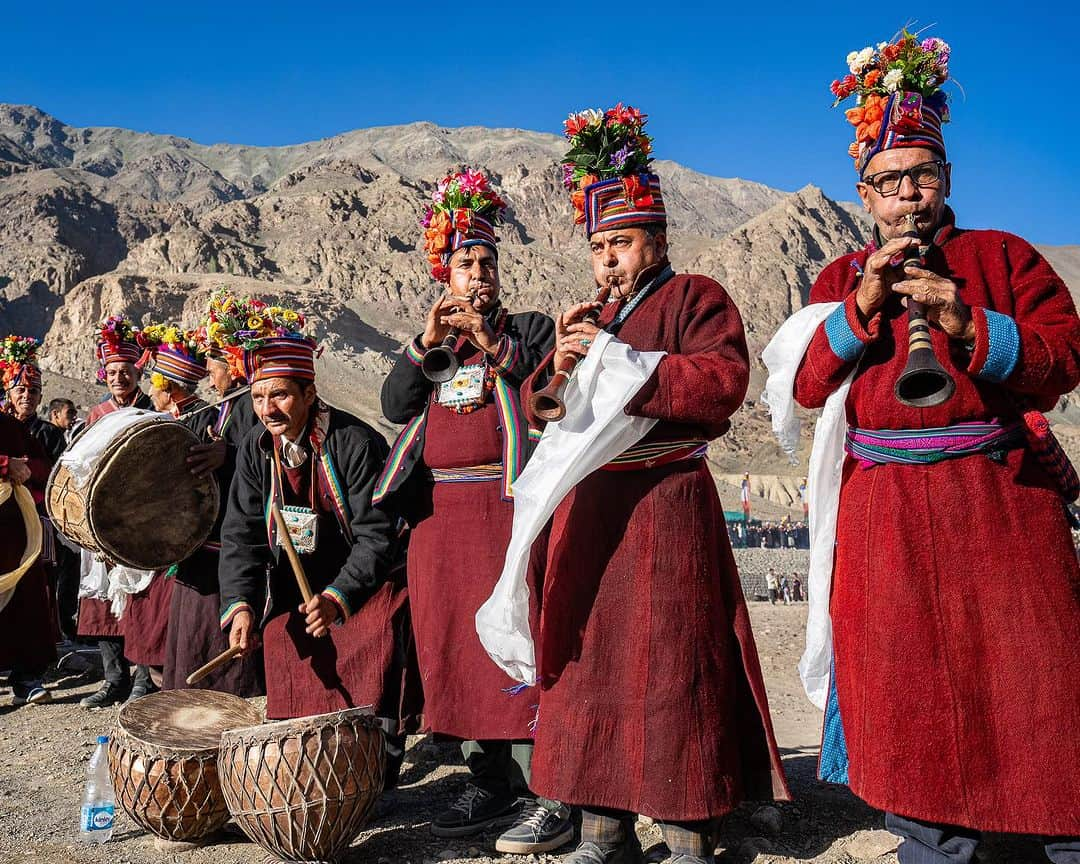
[426, 463, 503, 483]
[601, 439, 709, 472]
[845, 420, 1024, 467]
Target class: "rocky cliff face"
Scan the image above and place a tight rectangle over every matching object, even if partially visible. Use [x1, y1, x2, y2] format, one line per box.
[1, 104, 1077, 491]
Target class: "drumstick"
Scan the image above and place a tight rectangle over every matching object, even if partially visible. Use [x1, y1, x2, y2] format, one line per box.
[185, 645, 243, 685]
[271, 501, 315, 604]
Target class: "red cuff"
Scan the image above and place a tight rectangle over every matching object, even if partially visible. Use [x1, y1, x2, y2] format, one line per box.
[0, 455, 8, 479]
[843, 290, 882, 343]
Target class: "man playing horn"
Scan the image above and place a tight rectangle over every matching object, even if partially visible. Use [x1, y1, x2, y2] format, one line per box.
[779, 31, 1080, 863]
[378, 170, 567, 852]
[518, 105, 788, 864]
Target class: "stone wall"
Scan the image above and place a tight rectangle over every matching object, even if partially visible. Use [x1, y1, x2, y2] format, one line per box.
[733, 548, 811, 599]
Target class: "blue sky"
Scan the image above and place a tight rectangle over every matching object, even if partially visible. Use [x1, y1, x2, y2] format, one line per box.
[2, 3, 1076, 244]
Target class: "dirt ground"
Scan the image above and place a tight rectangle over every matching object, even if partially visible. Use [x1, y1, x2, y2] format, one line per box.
[0, 603, 1049, 864]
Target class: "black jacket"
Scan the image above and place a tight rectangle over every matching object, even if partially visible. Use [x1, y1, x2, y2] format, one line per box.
[218, 405, 397, 625]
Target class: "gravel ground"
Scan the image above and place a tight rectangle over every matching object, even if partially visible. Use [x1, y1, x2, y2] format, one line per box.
[0, 604, 1046, 864]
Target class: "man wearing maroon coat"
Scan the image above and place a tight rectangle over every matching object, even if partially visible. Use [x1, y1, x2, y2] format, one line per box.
[77, 317, 153, 708]
[378, 170, 567, 853]
[791, 33, 1080, 864]
[0, 409, 56, 705]
[520, 106, 788, 864]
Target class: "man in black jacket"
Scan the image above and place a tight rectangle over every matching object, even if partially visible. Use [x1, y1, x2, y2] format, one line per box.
[218, 309, 408, 752]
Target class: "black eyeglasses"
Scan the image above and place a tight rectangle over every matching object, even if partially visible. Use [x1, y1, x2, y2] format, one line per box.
[862, 160, 945, 196]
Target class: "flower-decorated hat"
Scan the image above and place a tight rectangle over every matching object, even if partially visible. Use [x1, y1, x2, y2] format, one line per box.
[0, 336, 43, 391]
[95, 316, 142, 380]
[421, 169, 507, 283]
[137, 323, 208, 390]
[196, 289, 251, 382]
[830, 29, 951, 175]
[562, 103, 665, 236]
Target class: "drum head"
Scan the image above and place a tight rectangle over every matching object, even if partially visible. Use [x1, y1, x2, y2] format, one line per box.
[90, 421, 219, 570]
[118, 690, 263, 752]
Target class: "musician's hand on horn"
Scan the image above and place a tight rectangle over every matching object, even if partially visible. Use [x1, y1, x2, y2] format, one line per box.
[4, 456, 31, 486]
[301, 594, 337, 638]
[422, 293, 464, 349]
[441, 299, 499, 355]
[187, 440, 227, 479]
[856, 236, 920, 320]
[228, 610, 261, 657]
[553, 301, 603, 371]
[892, 265, 975, 341]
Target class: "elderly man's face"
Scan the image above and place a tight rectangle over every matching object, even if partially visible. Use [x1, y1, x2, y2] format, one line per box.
[251, 377, 316, 441]
[857, 146, 951, 241]
[149, 380, 174, 413]
[105, 361, 139, 401]
[206, 356, 236, 397]
[7, 384, 42, 420]
[589, 227, 668, 299]
[447, 244, 500, 312]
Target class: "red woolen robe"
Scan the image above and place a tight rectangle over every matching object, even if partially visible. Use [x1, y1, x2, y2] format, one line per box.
[77, 391, 153, 640]
[794, 221, 1080, 835]
[0, 414, 56, 674]
[522, 270, 788, 821]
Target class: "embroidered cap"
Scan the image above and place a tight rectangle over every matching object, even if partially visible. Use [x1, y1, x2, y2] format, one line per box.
[421, 169, 507, 283]
[0, 336, 43, 390]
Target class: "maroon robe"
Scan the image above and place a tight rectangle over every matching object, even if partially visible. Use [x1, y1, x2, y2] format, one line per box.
[522, 270, 788, 821]
[0, 414, 56, 673]
[794, 223, 1080, 835]
[121, 574, 174, 667]
[262, 449, 409, 721]
[77, 391, 152, 639]
[407, 347, 544, 739]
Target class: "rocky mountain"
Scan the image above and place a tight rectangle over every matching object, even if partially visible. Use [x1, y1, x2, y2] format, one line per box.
[1, 104, 1077, 506]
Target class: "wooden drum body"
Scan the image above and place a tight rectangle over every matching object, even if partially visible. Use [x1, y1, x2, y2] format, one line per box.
[219, 708, 386, 863]
[109, 689, 263, 841]
[46, 409, 218, 570]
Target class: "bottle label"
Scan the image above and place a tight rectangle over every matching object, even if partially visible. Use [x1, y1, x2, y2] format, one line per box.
[81, 804, 115, 831]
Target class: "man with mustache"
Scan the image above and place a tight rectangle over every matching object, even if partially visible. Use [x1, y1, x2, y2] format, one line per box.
[782, 33, 1080, 863]
[217, 303, 408, 772]
[162, 293, 264, 697]
[519, 106, 787, 864]
[0, 336, 57, 705]
[78, 317, 154, 708]
[377, 170, 566, 852]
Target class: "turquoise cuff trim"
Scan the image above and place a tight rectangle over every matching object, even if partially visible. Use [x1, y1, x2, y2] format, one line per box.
[976, 309, 1020, 383]
[824, 303, 865, 363]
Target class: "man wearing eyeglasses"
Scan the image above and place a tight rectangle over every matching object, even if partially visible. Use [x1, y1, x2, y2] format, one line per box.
[777, 34, 1080, 864]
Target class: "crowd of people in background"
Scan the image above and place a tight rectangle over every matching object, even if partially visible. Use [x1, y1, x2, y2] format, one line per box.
[726, 518, 809, 549]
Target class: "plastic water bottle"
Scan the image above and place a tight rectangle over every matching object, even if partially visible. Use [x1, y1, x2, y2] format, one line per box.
[79, 735, 115, 843]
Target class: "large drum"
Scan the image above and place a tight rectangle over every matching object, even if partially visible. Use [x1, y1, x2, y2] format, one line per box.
[109, 689, 263, 842]
[47, 408, 218, 570]
[219, 708, 386, 863]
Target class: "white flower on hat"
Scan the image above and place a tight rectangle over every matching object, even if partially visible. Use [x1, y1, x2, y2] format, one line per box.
[848, 47, 875, 74]
[884, 68, 905, 92]
[878, 41, 889, 51]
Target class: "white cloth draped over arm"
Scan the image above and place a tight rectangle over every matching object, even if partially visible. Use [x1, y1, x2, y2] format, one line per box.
[476, 330, 666, 685]
[761, 302, 854, 710]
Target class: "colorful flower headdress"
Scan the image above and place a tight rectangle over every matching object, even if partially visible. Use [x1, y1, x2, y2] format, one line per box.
[202, 289, 306, 351]
[95, 315, 142, 380]
[561, 104, 665, 235]
[137, 323, 207, 389]
[0, 335, 42, 390]
[421, 169, 507, 283]
[830, 28, 952, 173]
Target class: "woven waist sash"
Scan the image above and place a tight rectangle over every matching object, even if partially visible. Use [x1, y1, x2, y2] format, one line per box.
[601, 439, 709, 472]
[845, 420, 1025, 467]
[426, 463, 503, 483]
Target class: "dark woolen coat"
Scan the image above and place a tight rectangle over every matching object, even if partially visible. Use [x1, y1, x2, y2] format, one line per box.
[794, 221, 1080, 835]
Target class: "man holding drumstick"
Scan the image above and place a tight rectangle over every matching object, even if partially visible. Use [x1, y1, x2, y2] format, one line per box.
[218, 301, 409, 775]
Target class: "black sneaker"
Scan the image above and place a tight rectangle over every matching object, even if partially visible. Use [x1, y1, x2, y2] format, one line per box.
[79, 681, 129, 708]
[125, 682, 160, 704]
[430, 784, 521, 838]
[11, 684, 52, 706]
[496, 800, 574, 854]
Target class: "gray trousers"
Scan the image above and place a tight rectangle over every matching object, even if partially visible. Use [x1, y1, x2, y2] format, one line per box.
[887, 813, 1080, 864]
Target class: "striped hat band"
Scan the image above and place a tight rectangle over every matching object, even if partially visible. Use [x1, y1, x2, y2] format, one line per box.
[583, 174, 666, 236]
[243, 336, 318, 384]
